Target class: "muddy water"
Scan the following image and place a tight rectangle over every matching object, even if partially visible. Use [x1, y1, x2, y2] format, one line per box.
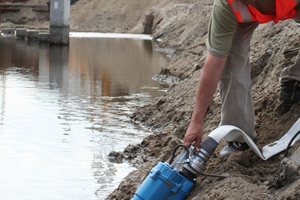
[0, 35, 169, 199]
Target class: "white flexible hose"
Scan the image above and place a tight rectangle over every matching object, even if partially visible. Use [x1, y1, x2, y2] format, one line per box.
[208, 118, 300, 160]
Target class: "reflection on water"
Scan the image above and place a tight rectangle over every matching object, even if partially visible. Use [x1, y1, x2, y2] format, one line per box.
[0, 36, 169, 199]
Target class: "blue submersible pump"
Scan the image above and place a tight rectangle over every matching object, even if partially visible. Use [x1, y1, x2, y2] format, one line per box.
[132, 120, 300, 199]
[132, 136, 226, 200]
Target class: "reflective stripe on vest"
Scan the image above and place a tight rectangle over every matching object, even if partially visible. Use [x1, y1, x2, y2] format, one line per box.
[229, 0, 253, 23]
[227, 0, 300, 24]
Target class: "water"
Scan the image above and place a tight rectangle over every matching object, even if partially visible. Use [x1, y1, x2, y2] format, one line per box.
[0, 34, 169, 200]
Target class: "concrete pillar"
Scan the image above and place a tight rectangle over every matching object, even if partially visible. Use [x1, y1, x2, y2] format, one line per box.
[49, 0, 70, 45]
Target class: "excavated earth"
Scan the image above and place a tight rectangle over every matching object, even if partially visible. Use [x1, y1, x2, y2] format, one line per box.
[3, 0, 300, 199]
[96, 1, 300, 199]
[0, 0, 50, 29]
[105, 18, 300, 198]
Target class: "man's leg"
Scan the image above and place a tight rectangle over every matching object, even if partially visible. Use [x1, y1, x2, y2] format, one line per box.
[279, 3, 300, 110]
[219, 22, 259, 144]
[280, 51, 300, 82]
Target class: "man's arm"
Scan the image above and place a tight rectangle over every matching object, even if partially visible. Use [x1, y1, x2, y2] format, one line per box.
[183, 52, 227, 151]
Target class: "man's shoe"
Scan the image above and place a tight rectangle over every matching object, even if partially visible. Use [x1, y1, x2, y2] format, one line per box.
[280, 80, 300, 112]
[219, 142, 249, 157]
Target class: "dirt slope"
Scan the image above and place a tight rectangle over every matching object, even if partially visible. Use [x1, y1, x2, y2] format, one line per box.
[0, 0, 49, 29]
[106, 18, 300, 199]
[82, 0, 300, 199]
[69, 0, 211, 33]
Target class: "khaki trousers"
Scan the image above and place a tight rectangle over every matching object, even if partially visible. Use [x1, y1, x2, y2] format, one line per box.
[280, 3, 300, 82]
[220, 4, 300, 143]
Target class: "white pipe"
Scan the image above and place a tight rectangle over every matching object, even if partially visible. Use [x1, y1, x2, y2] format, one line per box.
[207, 118, 300, 160]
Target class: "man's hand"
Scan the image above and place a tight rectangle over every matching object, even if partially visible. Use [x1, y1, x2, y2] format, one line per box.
[184, 122, 203, 152]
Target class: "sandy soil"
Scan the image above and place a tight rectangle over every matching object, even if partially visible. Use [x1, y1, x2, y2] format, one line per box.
[95, 1, 300, 199]
[3, 0, 300, 199]
[0, 0, 49, 29]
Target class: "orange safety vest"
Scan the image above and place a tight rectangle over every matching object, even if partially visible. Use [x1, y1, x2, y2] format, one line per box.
[227, 0, 299, 24]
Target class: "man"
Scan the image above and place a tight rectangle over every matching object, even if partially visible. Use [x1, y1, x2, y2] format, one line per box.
[183, 0, 300, 157]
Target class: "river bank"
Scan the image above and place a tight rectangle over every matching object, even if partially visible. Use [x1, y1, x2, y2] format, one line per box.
[92, 1, 300, 199]
[106, 18, 300, 198]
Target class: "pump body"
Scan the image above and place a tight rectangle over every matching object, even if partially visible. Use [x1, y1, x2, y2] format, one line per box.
[132, 137, 218, 200]
[132, 162, 194, 200]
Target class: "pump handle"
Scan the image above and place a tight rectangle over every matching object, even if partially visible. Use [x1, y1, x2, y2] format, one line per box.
[168, 144, 190, 165]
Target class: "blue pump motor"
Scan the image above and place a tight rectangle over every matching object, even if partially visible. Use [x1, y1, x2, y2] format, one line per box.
[132, 138, 221, 200]
[132, 161, 195, 200]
